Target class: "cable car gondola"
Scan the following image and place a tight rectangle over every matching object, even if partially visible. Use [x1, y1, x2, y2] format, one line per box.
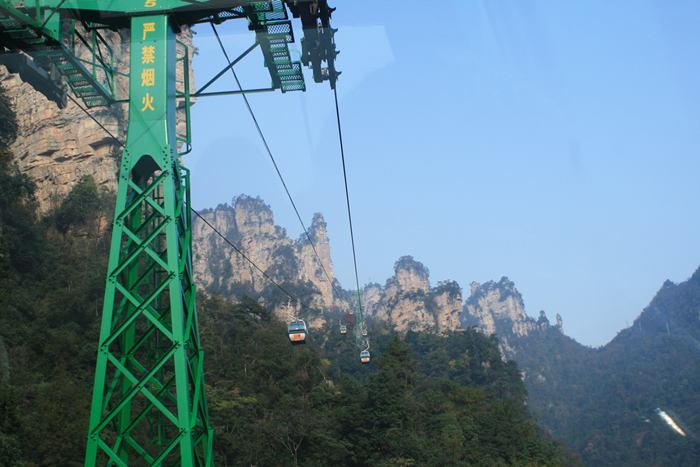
[288, 320, 307, 344]
[360, 349, 370, 364]
[340, 324, 347, 334]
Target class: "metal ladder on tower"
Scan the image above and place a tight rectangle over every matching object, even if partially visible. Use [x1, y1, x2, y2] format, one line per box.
[0, 2, 113, 108]
[248, 0, 305, 92]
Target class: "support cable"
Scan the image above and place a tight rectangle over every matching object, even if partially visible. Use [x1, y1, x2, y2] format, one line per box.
[333, 87, 365, 339]
[68, 92, 299, 303]
[210, 23, 335, 288]
[191, 209, 297, 300]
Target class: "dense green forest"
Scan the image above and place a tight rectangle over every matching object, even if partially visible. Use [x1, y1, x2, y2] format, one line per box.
[0, 87, 572, 465]
[200, 298, 573, 466]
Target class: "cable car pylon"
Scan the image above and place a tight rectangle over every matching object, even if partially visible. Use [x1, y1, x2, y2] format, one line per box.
[0, 1, 340, 464]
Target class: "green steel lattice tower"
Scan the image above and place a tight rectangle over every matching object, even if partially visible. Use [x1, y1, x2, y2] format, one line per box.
[83, 15, 213, 466]
[0, 1, 339, 464]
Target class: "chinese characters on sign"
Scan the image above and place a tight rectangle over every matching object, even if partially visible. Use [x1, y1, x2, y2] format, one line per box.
[142, 46, 155, 64]
[141, 68, 155, 87]
[141, 22, 156, 113]
[141, 93, 155, 112]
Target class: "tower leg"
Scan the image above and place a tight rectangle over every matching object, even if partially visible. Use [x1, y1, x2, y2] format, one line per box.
[85, 15, 212, 466]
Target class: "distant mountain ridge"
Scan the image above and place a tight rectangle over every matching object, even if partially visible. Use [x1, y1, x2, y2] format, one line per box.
[192, 194, 700, 466]
[191, 196, 564, 339]
[517, 267, 700, 466]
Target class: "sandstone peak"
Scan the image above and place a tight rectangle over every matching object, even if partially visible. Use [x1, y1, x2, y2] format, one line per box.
[434, 280, 461, 296]
[470, 281, 481, 295]
[498, 275, 516, 289]
[234, 194, 271, 211]
[463, 277, 533, 337]
[394, 255, 429, 278]
[233, 195, 276, 237]
[469, 276, 520, 303]
[431, 280, 463, 332]
[555, 313, 563, 332]
[311, 212, 326, 228]
[192, 195, 335, 324]
[362, 257, 463, 333]
[305, 212, 327, 243]
[388, 255, 430, 295]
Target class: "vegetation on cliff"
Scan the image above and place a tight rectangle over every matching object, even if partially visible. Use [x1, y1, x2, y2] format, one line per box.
[394, 255, 429, 278]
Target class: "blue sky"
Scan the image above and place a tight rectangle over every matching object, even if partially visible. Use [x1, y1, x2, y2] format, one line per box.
[186, 0, 700, 347]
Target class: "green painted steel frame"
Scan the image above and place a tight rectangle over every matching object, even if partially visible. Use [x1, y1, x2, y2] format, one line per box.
[0, 1, 324, 464]
[1, 1, 258, 26]
[2, 0, 229, 15]
[0, 0, 308, 108]
[85, 15, 212, 467]
[0, 0, 119, 107]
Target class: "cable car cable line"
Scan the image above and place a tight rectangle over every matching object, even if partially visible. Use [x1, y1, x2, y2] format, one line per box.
[333, 87, 361, 309]
[333, 86, 368, 351]
[211, 23, 335, 288]
[191, 208, 299, 301]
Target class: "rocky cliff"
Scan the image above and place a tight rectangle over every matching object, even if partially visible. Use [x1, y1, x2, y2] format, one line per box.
[189, 197, 567, 344]
[363, 256, 463, 333]
[192, 196, 335, 328]
[0, 27, 194, 213]
[359, 257, 564, 341]
[463, 277, 536, 337]
[460, 277, 564, 357]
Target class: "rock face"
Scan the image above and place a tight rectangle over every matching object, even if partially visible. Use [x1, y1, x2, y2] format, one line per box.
[432, 280, 463, 332]
[363, 256, 463, 333]
[459, 277, 566, 359]
[190, 197, 565, 344]
[192, 196, 335, 328]
[1, 31, 126, 213]
[463, 277, 536, 337]
[298, 214, 334, 307]
[1, 27, 194, 213]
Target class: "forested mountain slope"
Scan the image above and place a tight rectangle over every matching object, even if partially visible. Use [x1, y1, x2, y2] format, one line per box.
[510, 272, 700, 466]
[0, 87, 572, 466]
